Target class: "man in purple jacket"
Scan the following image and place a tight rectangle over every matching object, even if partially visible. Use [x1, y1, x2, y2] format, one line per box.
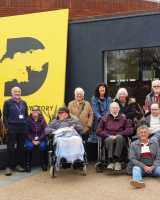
[97, 102, 133, 171]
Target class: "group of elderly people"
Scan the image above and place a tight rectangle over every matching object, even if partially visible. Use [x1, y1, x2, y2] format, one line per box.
[2, 80, 160, 189]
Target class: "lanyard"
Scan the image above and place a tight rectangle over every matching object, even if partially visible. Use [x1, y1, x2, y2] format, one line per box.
[14, 102, 23, 114]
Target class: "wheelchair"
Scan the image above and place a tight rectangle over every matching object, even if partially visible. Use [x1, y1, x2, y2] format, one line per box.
[48, 127, 88, 178]
[95, 136, 129, 174]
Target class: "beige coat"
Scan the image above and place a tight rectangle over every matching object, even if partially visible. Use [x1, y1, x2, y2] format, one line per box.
[68, 100, 93, 134]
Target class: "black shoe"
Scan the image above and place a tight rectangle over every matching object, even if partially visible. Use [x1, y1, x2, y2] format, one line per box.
[73, 159, 83, 169]
[60, 157, 67, 163]
[60, 157, 71, 169]
[41, 164, 47, 171]
[25, 165, 31, 172]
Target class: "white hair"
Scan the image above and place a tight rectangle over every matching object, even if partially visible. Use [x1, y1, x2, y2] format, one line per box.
[152, 80, 160, 87]
[151, 103, 160, 109]
[74, 87, 85, 96]
[109, 102, 120, 109]
[115, 88, 128, 100]
[137, 125, 150, 136]
[11, 86, 21, 93]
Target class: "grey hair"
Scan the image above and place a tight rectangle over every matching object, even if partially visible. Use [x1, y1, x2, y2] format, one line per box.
[11, 86, 21, 93]
[152, 79, 160, 87]
[115, 88, 128, 100]
[109, 102, 120, 109]
[74, 87, 85, 96]
[137, 125, 150, 136]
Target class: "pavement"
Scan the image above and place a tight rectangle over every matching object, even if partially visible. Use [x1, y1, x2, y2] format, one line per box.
[0, 165, 160, 200]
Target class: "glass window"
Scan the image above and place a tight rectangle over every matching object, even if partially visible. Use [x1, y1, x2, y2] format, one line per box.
[104, 47, 160, 105]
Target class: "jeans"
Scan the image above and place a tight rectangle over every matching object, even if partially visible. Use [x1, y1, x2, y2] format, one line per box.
[24, 139, 48, 151]
[132, 166, 160, 181]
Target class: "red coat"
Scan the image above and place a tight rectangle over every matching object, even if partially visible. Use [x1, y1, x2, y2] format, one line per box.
[96, 113, 133, 139]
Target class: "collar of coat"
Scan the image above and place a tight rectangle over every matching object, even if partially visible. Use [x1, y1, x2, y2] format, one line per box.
[133, 138, 155, 146]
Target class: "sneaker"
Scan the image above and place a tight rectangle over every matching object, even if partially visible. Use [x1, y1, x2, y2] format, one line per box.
[5, 167, 12, 176]
[15, 165, 25, 172]
[130, 180, 145, 189]
[107, 163, 114, 170]
[114, 162, 122, 171]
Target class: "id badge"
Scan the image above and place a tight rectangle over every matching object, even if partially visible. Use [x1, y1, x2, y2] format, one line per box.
[141, 145, 150, 153]
[34, 136, 39, 140]
[19, 114, 24, 119]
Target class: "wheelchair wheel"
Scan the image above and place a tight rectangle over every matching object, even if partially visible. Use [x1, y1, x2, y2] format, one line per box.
[81, 165, 87, 176]
[49, 166, 56, 178]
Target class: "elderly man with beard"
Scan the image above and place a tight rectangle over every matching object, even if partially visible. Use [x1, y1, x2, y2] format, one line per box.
[97, 102, 133, 171]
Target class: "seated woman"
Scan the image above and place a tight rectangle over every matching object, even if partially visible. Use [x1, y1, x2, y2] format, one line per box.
[97, 102, 133, 171]
[68, 87, 93, 142]
[25, 105, 48, 172]
[128, 125, 160, 189]
[45, 107, 84, 168]
[91, 83, 112, 141]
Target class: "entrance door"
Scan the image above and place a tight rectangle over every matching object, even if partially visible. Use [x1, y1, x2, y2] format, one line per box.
[104, 47, 160, 106]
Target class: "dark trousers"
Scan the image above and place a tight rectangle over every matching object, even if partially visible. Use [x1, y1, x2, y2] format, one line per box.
[104, 135, 125, 161]
[7, 130, 25, 168]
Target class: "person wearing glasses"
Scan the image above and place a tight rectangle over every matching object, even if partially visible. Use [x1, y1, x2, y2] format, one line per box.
[3, 87, 28, 176]
[25, 105, 48, 172]
[144, 80, 160, 114]
[140, 103, 160, 143]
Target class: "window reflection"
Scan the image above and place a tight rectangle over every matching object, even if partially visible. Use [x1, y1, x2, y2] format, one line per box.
[104, 47, 160, 105]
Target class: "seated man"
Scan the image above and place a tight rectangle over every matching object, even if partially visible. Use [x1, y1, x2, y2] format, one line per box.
[140, 103, 160, 143]
[96, 102, 133, 171]
[128, 125, 160, 189]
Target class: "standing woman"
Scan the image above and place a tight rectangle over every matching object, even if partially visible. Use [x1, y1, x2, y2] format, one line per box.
[91, 83, 112, 133]
[25, 105, 48, 172]
[68, 87, 93, 142]
[3, 87, 28, 176]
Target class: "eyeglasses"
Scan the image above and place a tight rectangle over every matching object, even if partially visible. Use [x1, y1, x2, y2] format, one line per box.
[153, 85, 160, 88]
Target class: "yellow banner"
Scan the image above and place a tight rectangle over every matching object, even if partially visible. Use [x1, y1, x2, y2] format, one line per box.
[0, 9, 69, 121]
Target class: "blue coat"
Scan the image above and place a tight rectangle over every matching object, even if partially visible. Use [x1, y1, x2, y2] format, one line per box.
[91, 96, 112, 120]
